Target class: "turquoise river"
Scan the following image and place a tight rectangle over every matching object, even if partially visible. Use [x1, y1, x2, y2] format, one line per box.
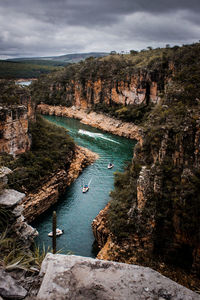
[33, 115, 136, 257]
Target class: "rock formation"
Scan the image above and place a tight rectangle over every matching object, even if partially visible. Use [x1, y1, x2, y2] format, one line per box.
[37, 253, 200, 300]
[0, 105, 31, 156]
[23, 145, 99, 222]
[0, 189, 37, 246]
[92, 104, 200, 290]
[37, 104, 142, 141]
[32, 63, 163, 109]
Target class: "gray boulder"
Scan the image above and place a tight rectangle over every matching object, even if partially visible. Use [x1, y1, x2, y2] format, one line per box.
[0, 269, 27, 299]
[37, 253, 200, 300]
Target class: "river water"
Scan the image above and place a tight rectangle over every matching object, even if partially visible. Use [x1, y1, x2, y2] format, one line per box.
[32, 115, 136, 257]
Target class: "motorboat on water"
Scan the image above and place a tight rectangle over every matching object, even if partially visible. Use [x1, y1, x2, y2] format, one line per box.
[82, 185, 89, 193]
[107, 163, 114, 169]
[48, 228, 64, 237]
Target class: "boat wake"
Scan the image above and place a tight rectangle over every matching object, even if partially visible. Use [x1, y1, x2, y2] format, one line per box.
[78, 129, 120, 144]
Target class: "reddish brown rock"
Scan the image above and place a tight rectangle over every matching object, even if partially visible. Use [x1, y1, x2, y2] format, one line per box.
[37, 104, 143, 142]
[0, 106, 31, 156]
[23, 146, 99, 222]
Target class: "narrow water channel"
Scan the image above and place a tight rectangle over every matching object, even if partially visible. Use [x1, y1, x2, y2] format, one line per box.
[32, 115, 136, 257]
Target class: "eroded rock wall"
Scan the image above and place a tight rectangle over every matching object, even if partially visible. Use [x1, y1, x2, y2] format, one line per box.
[0, 189, 37, 245]
[23, 146, 99, 222]
[0, 106, 31, 156]
[92, 105, 200, 284]
[44, 72, 162, 109]
[37, 104, 142, 142]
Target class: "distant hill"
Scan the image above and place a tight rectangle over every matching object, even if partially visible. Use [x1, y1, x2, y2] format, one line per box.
[7, 52, 108, 64]
[0, 60, 61, 79]
[1, 52, 108, 79]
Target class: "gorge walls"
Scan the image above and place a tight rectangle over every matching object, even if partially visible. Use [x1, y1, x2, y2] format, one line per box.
[49, 73, 161, 109]
[0, 84, 35, 157]
[32, 56, 166, 110]
[23, 146, 98, 223]
[92, 104, 200, 283]
[0, 105, 31, 156]
[37, 104, 142, 141]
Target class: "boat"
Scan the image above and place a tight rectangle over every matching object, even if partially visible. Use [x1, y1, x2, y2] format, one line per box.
[48, 228, 64, 237]
[82, 185, 89, 193]
[107, 163, 114, 169]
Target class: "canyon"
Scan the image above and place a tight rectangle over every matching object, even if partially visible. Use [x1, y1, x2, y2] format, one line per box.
[1, 44, 200, 298]
[0, 105, 31, 156]
[37, 103, 142, 141]
[23, 145, 98, 223]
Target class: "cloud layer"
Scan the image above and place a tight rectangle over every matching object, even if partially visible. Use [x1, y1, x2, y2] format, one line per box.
[0, 0, 200, 58]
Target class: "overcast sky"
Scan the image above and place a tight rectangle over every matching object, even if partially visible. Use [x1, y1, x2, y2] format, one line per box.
[0, 0, 200, 58]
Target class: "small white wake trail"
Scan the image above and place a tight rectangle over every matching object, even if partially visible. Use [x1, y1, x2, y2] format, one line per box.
[78, 129, 120, 144]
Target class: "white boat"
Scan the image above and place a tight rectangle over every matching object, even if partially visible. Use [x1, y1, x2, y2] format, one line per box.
[107, 163, 114, 169]
[48, 228, 64, 237]
[82, 185, 89, 193]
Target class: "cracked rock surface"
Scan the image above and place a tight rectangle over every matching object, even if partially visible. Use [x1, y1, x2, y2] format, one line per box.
[37, 254, 200, 300]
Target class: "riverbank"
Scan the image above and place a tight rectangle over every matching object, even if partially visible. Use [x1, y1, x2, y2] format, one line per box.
[37, 104, 142, 142]
[23, 145, 99, 223]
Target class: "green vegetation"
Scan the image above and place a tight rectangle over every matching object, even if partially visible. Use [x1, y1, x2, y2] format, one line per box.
[8, 59, 67, 67]
[108, 96, 200, 276]
[0, 60, 62, 79]
[108, 163, 141, 239]
[1, 52, 108, 79]
[6, 116, 75, 192]
[31, 42, 200, 122]
[0, 80, 30, 105]
[0, 229, 51, 271]
[92, 103, 152, 124]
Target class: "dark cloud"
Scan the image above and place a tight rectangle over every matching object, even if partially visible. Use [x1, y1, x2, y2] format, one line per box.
[0, 0, 200, 58]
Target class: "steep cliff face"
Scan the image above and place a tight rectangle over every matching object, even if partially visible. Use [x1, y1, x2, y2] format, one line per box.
[23, 146, 98, 222]
[47, 72, 161, 109]
[31, 54, 167, 111]
[0, 106, 31, 156]
[92, 103, 200, 290]
[90, 45, 200, 289]
[37, 104, 142, 141]
[0, 81, 35, 157]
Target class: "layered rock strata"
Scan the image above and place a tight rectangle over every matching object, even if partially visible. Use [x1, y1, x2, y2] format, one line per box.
[0, 106, 31, 156]
[92, 203, 110, 250]
[23, 145, 98, 223]
[92, 106, 200, 286]
[36, 69, 163, 109]
[37, 104, 142, 142]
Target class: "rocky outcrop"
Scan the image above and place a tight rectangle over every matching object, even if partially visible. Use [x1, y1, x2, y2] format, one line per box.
[71, 74, 161, 108]
[92, 105, 200, 291]
[0, 166, 12, 186]
[0, 269, 27, 300]
[35, 66, 163, 109]
[23, 145, 98, 222]
[0, 189, 37, 245]
[37, 104, 142, 142]
[92, 203, 110, 250]
[37, 253, 200, 300]
[0, 106, 31, 156]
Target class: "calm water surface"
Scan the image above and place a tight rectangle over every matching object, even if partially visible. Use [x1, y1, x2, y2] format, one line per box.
[33, 115, 136, 257]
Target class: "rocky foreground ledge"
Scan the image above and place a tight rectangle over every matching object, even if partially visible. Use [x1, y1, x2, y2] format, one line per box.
[37, 104, 142, 142]
[36, 253, 199, 300]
